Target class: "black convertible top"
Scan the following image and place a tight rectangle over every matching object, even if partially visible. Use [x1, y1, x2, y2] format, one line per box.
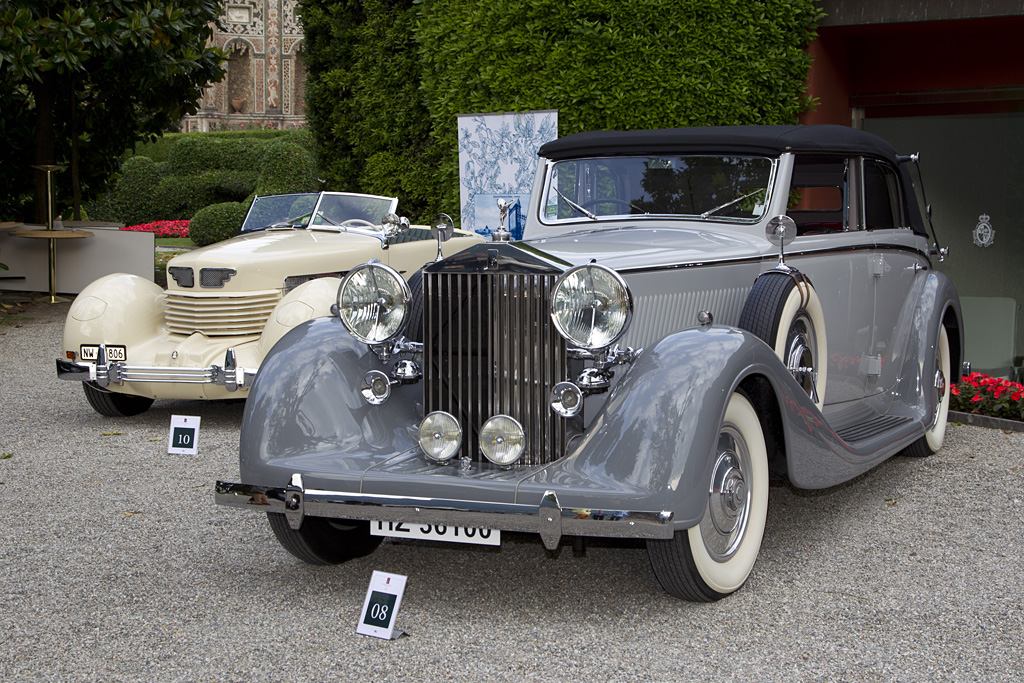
[538, 125, 901, 163]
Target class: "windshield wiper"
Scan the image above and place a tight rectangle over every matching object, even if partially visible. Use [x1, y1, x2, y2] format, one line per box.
[553, 186, 597, 220]
[700, 188, 765, 219]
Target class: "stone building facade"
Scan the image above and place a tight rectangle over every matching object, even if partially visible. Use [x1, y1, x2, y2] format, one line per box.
[180, 1, 307, 132]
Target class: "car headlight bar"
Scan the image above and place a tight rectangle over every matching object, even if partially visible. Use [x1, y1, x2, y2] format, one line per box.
[549, 262, 641, 417]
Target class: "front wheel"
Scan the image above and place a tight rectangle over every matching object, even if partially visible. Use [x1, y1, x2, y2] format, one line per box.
[267, 513, 383, 565]
[82, 382, 154, 417]
[647, 392, 769, 601]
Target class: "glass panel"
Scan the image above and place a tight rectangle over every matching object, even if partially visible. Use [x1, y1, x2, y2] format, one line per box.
[863, 159, 903, 231]
[787, 155, 849, 234]
[542, 155, 774, 223]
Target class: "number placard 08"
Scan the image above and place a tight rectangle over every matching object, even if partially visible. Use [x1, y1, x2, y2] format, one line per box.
[356, 571, 407, 640]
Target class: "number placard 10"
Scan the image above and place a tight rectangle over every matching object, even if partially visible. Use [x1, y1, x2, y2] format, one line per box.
[167, 415, 201, 455]
[356, 570, 407, 640]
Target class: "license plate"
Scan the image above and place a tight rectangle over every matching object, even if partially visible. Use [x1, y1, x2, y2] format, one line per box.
[80, 345, 126, 362]
[370, 520, 500, 546]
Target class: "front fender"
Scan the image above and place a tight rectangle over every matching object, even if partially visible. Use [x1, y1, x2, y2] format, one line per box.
[257, 277, 342, 358]
[519, 326, 785, 528]
[63, 273, 165, 353]
[239, 316, 420, 488]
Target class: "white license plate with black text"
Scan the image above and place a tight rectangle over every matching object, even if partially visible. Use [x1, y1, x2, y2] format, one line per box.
[80, 344, 127, 362]
[370, 520, 500, 546]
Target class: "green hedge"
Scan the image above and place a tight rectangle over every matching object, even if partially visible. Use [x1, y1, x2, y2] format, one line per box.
[86, 129, 319, 229]
[188, 200, 252, 247]
[302, 0, 822, 221]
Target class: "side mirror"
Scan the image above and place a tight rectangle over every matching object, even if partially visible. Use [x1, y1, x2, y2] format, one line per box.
[766, 215, 797, 271]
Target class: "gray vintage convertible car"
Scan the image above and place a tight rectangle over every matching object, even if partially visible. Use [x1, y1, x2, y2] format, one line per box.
[216, 125, 961, 601]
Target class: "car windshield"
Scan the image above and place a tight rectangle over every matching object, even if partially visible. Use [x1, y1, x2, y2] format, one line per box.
[540, 155, 775, 224]
[240, 192, 398, 232]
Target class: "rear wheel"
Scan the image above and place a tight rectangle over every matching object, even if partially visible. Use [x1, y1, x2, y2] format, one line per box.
[903, 326, 951, 457]
[266, 513, 383, 565]
[82, 382, 154, 417]
[647, 392, 769, 601]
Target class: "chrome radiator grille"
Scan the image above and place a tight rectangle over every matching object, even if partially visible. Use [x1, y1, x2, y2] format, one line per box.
[164, 290, 281, 337]
[423, 271, 568, 466]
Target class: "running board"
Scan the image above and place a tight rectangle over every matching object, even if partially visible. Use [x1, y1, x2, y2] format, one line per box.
[835, 415, 913, 443]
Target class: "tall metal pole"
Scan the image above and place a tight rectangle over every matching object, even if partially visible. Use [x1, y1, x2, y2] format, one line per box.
[31, 164, 66, 303]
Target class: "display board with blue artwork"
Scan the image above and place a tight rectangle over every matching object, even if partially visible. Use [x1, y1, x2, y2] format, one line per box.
[457, 110, 558, 240]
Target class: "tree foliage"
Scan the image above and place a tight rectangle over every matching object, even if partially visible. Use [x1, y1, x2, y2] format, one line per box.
[0, 0, 225, 222]
[300, 0, 822, 222]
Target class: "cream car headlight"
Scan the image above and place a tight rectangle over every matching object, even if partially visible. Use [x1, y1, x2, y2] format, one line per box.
[551, 263, 632, 350]
[337, 262, 411, 344]
[419, 411, 462, 463]
[479, 415, 526, 466]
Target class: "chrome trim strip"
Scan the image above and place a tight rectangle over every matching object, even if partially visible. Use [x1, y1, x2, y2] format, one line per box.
[618, 242, 931, 275]
[56, 359, 256, 389]
[214, 479, 674, 550]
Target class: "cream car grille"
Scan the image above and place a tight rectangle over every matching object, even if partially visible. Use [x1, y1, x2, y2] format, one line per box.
[164, 290, 282, 337]
[423, 270, 569, 466]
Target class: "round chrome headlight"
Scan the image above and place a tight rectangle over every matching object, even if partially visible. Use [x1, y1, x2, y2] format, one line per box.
[337, 262, 411, 344]
[479, 415, 526, 466]
[419, 411, 463, 463]
[551, 263, 632, 350]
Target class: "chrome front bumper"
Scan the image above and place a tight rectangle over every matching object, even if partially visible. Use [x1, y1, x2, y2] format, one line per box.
[215, 474, 675, 550]
[56, 345, 256, 391]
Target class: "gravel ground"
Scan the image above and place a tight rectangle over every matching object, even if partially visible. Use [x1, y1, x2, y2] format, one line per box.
[1, 297, 1022, 682]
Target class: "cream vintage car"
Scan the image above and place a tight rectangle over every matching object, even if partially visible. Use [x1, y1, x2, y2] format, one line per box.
[56, 191, 481, 416]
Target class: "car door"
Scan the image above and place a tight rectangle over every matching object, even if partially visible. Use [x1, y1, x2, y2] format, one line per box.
[861, 157, 930, 398]
[783, 154, 877, 406]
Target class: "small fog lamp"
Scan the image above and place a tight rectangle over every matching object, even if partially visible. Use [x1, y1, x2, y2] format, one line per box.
[419, 411, 462, 463]
[479, 415, 526, 466]
[550, 381, 584, 418]
[360, 369, 393, 405]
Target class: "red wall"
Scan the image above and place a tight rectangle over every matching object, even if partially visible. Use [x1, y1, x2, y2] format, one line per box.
[801, 16, 1024, 125]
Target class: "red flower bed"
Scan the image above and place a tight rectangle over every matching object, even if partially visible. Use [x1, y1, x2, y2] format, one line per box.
[121, 220, 190, 238]
[950, 372, 1024, 421]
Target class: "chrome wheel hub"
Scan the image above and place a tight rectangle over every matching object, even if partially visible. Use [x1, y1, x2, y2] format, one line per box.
[702, 427, 752, 562]
[785, 314, 819, 403]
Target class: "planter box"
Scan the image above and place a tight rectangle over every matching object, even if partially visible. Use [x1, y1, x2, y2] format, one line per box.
[950, 410, 1024, 433]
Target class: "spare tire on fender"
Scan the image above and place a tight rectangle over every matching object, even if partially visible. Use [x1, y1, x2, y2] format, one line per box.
[739, 271, 827, 409]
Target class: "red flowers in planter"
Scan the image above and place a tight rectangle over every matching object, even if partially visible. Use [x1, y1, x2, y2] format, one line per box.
[950, 371, 1024, 422]
[121, 220, 190, 238]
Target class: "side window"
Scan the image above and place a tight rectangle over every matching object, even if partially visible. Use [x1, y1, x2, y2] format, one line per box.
[863, 159, 903, 231]
[787, 155, 850, 235]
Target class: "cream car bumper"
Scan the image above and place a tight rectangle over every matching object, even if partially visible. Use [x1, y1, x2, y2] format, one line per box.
[56, 345, 256, 392]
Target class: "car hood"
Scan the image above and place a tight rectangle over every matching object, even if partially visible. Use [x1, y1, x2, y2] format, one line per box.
[166, 228, 384, 293]
[522, 226, 765, 271]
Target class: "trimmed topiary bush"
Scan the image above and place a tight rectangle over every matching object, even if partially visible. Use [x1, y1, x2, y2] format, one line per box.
[88, 130, 319, 226]
[90, 155, 163, 226]
[188, 200, 250, 247]
[254, 138, 321, 196]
